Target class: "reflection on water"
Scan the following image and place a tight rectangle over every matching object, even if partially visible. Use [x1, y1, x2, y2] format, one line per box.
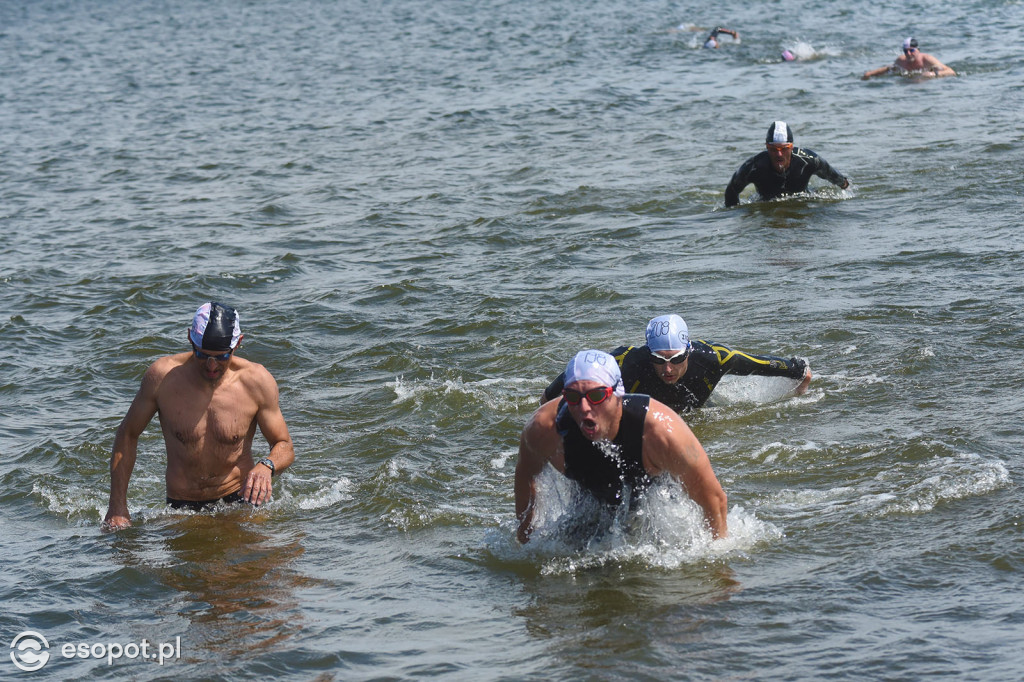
[516, 564, 740, 670]
[110, 511, 312, 660]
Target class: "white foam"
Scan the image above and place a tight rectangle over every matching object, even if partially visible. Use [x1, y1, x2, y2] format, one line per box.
[295, 477, 354, 510]
[489, 467, 781, 572]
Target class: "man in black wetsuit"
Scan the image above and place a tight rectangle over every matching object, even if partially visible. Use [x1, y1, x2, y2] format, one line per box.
[724, 120, 849, 207]
[516, 349, 728, 543]
[541, 314, 811, 413]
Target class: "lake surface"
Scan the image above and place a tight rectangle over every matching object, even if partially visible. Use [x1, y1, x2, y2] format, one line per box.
[2, 0, 1023, 679]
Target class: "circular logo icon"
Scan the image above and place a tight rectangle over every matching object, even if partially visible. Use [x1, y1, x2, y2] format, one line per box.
[10, 631, 50, 672]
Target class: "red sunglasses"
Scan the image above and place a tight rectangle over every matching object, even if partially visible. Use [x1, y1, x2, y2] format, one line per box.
[562, 386, 615, 406]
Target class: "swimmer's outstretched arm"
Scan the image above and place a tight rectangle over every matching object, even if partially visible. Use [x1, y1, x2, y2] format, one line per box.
[861, 64, 893, 80]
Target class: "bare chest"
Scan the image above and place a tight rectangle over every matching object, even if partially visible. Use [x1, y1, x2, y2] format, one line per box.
[156, 382, 257, 452]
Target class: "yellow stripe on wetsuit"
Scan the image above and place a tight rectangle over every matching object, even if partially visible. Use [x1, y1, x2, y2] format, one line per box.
[613, 345, 644, 393]
[708, 343, 775, 368]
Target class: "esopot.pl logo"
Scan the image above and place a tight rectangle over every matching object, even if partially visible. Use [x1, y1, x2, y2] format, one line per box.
[10, 631, 50, 672]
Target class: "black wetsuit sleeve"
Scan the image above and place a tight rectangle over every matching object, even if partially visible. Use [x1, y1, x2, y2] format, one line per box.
[542, 372, 566, 403]
[724, 156, 757, 207]
[709, 342, 808, 379]
[809, 151, 848, 188]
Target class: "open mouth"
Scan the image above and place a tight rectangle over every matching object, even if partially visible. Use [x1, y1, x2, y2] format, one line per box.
[580, 417, 599, 438]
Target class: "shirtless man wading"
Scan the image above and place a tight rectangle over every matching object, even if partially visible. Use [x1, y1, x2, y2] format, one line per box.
[103, 301, 295, 530]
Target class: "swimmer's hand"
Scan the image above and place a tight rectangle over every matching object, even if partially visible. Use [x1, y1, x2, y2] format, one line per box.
[102, 514, 132, 532]
[794, 367, 812, 396]
[243, 463, 274, 506]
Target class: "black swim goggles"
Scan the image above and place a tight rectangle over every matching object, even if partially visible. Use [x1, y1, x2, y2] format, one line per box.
[562, 386, 615, 406]
[191, 342, 233, 362]
[649, 348, 690, 365]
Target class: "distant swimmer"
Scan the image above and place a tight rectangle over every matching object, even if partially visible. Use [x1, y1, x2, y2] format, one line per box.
[516, 350, 728, 543]
[861, 36, 956, 80]
[103, 302, 295, 530]
[704, 26, 739, 49]
[541, 314, 811, 413]
[724, 120, 850, 207]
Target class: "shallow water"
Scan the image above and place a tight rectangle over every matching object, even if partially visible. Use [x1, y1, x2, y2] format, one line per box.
[2, 0, 1023, 679]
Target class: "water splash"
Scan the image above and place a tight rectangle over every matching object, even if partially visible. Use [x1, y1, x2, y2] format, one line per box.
[486, 468, 781, 573]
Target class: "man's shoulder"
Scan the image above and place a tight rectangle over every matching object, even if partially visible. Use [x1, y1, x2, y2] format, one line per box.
[231, 357, 279, 392]
[690, 339, 724, 355]
[146, 352, 191, 380]
[792, 147, 820, 161]
[743, 151, 770, 167]
[688, 339, 732, 369]
[612, 344, 647, 366]
[640, 397, 685, 439]
[610, 344, 638, 359]
[522, 400, 561, 448]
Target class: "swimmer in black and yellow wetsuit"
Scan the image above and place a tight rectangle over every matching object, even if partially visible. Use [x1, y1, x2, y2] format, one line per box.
[541, 314, 811, 413]
[724, 120, 849, 207]
[516, 350, 727, 543]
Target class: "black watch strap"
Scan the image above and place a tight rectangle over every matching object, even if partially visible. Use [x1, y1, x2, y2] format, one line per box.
[257, 457, 275, 474]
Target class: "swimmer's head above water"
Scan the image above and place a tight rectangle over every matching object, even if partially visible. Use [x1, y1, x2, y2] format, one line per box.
[563, 350, 625, 397]
[765, 121, 795, 173]
[646, 314, 692, 385]
[189, 301, 242, 351]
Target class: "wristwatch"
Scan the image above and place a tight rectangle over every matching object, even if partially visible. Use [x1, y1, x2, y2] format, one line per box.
[256, 457, 276, 475]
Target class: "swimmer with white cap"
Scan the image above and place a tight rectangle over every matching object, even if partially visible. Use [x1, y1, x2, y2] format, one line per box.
[861, 36, 956, 79]
[542, 314, 812, 413]
[515, 350, 728, 543]
[724, 121, 850, 207]
[103, 301, 296, 530]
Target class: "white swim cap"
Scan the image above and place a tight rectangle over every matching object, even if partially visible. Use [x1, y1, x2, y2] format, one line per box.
[189, 302, 242, 350]
[903, 36, 918, 50]
[563, 350, 624, 396]
[766, 120, 793, 144]
[645, 314, 690, 352]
